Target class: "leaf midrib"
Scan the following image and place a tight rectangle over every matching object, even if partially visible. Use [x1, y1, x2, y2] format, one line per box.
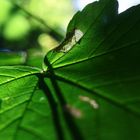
[0, 72, 40, 87]
[48, 0, 115, 67]
[50, 5, 140, 69]
[53, 74, 140, 118]
[52, 40, 139, 69]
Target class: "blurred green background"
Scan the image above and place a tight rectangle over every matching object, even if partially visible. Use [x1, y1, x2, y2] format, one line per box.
[0, 0, 139, 67]
[0, 0, 77, 67]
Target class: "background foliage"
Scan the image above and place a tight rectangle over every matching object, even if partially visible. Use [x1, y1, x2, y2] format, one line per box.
[0, 0, 75, 67]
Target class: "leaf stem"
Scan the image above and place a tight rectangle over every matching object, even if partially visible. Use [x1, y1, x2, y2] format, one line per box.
[43, 57, 84, 140]
[38, 75, 65, 140]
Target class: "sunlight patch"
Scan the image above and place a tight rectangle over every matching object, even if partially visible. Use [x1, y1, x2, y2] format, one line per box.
[79, 96, 99, 109]
[55, 29, 83, 53]
[64, 104, 83, 118]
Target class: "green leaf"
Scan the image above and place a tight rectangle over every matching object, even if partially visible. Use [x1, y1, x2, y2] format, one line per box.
[44, 0, 140, 139]
[1, 0, 140, 140]
[0, 66, 43, 139]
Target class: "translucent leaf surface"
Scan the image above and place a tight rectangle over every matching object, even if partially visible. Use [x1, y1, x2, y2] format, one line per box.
[1, 0, 140, 140]
[45, 0, 140, 139]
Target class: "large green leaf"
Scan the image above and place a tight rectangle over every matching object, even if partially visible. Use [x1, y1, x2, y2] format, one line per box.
[45, 0, 140, 139]
[0, 0, 140, 140]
